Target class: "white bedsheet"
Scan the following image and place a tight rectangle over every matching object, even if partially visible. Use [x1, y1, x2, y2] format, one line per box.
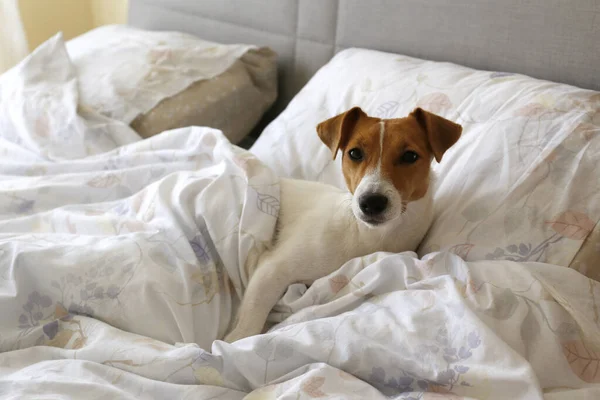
[1, 35, 600, 400]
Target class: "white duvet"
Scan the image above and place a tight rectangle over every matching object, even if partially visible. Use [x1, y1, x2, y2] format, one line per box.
[0, 37, 599, 400]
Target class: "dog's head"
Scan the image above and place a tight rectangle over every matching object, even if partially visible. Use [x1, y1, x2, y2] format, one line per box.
[317, 107, 462, 227]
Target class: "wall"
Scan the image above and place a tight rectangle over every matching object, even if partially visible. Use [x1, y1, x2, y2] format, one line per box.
[19, 0, 129, 49]
[90, 0, 128, 28]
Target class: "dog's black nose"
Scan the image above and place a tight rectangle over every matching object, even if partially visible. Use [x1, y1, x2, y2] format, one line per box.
[359, 194, 388, 216]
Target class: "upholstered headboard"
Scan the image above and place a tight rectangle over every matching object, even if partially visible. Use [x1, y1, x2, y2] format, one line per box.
[129, 0, 600, 114]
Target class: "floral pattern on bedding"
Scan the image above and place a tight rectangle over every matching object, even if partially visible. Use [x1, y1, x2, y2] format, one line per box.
[1, 38, 600, 399]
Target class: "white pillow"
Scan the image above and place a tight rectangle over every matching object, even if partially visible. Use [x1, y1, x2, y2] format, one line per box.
[66, 25, 256, 124]
[251, 48, 600, 267]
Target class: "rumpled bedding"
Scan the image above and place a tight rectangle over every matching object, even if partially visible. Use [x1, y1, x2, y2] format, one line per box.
[0, 36, 599, 400]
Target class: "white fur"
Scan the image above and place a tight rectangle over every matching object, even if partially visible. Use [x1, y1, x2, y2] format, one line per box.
[352, 173, 403, 227]
[352, 121, 402, 227]
[378, 121, 385, 172]
[224, 174, 433, 342]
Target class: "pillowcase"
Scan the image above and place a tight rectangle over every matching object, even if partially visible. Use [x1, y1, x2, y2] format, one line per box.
[66, 25, 277, 143]
[251, 48, 600, 271]
[130, 48, 277, 144]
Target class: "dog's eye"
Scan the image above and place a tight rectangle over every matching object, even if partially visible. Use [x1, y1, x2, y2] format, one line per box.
[348, 148, 363, 161]
[401, 151, 419, 164]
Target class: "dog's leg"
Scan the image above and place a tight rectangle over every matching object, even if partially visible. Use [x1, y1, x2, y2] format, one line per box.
[224, 255, 291, 343]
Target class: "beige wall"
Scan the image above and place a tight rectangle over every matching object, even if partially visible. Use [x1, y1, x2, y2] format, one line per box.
[19, 0, 129, 49]
[90, 0, 128, 27]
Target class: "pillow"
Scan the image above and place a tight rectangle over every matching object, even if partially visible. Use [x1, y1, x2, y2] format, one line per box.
[66, 25, 277, 143]
[251, 48, 600, 271]
[130, 48, 277, 144]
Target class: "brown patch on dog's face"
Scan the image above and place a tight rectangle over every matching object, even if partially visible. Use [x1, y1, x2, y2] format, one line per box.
[318, 107, 461, 199]
[339, 116, 434, 202]
[382, 118, 436, 201]
[337, 115, 380, 193]
[317, 107, 461, 225]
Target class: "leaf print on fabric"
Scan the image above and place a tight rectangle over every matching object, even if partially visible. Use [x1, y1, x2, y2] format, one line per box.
[555, 322, 580, 341]
[42, 320, 59, 339]
[189, 235, 211, 264]
[503, 207, 535, 236]
[54, 303, 70, 319]
[149, 244, 177, 272]
[547, 211, 595, 240]
[16, 200, 35, 214]
[572, 122, 597, 141]
[367, 328, 479, 396]
[448, 244, 474, 260]
[256, 193, 280, 217]
[301, 376, 326, 398]
[18, 291, 54, 329]
[190, 265, 219, 303]
[255, 337, 295, 363]
[106, 285, 120, 299]
[416, 93, 452, 114]
[483, 289, 518, 320]
[374, 101, 400, 118]
[467, 331, 481, 349]
[46, 329, 76, 348]
[520, 303, 540, 345]
[275, 342, 294, 359]
[193, 366, 224, 386]
[434, 370, 456, 386]
[514, 103, 548, 117]
[86, 173, 121, 188]
[485, 243, 531, 261]
[68, 303, 94, 317]
[370, 367, 428, 396]
[563, 340, 600, 383]
[45, 318, 87, 349]
[329, 274, 350, 294]
[461, 200, 493, 222]
[485, 232, 564, 262]
[369, 366, 387, 385]
[454, 365, 469, 374]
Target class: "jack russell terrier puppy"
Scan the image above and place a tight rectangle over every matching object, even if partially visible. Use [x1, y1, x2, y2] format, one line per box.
[224, 107, 462, 342]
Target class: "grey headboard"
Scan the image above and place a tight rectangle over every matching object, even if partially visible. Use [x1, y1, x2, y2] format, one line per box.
[129, 0, 600, 115]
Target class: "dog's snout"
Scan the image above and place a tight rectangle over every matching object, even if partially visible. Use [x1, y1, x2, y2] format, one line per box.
[359, 194, 389, 216]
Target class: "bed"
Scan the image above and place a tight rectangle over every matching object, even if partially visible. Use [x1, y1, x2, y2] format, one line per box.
[1, 1, 599, 399]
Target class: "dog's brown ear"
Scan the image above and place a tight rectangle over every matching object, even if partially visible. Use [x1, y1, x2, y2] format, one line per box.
[317, 107, 365, 160]
[410, 107, 462, 162]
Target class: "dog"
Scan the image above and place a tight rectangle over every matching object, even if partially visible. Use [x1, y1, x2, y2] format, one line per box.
[224, 107, 462, 342]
